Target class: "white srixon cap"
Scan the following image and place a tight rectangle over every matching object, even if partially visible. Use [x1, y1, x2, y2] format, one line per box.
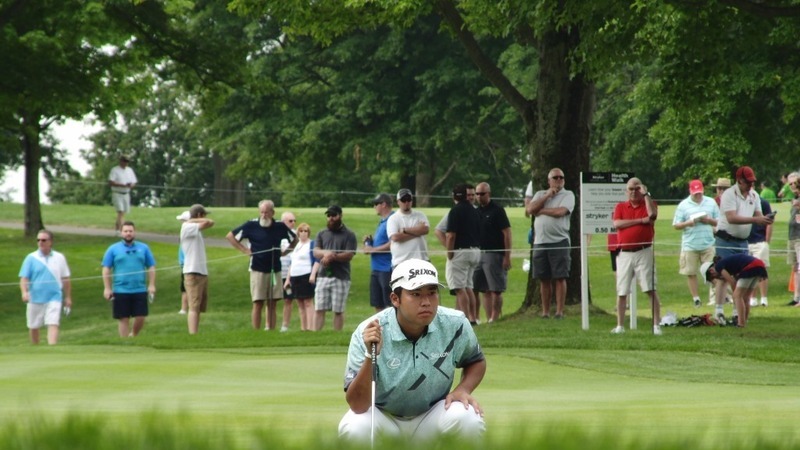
[390, 259, 444, 291]
[699, 262, 713, 284]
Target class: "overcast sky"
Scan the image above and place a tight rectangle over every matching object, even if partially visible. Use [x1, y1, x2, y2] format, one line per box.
[1, 119, 97, 204]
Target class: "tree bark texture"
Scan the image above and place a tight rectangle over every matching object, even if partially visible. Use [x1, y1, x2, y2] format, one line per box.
[520, 26, 595, 312]
[22, 112, 44, 237]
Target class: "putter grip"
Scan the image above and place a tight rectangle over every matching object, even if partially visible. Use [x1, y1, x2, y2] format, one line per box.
[371, 343, 377, 374]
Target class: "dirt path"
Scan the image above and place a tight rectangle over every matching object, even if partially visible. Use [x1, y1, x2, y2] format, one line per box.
[0, 221, 230, 247]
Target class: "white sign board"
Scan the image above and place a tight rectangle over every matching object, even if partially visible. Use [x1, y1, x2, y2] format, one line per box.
[579, 172, 633, 330]
[580, 172, 633, 234]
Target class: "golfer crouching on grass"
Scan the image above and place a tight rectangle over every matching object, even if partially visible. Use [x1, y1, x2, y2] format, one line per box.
[338, 259, 486, 442]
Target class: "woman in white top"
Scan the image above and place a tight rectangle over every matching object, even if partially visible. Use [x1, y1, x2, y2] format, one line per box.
[283, 223, 319, 331]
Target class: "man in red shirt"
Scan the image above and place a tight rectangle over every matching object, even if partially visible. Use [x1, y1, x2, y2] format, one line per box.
[611, 177, 662, 335]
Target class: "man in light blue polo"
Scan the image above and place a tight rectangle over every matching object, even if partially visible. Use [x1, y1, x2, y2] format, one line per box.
[338, 259, 486, 442]
[673, 179, 720, 307]
[19, 229, 72, 345]
[102, 221, 156, 337]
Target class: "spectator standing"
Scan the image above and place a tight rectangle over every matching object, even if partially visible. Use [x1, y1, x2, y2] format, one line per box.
[338, 259, 486, 443]
[759, 181, 778, 203]
[313, 205, 357, 331]
[108, 155, 137, 234]
[284, 222, 319, 331]
[226, 200, 296, 331]
[19, 230, 71, 345]
[386, 189, 430, 266]
[712, 177, 731, 206]
[611, 178, 662, 335]
[445, 183, 482, 324]
[473, 182, 511, 323]
[672, 180, 719, 307]
[102, 221, 156, 338]
[747, 197, 772, 307]
[279, 211, 297, 332]
[435, 187, 476, 248]
[364, 193, 395, 312]
[778, 173, 796, 203]
[181, 204, 214, 334]
[714, 166, 773, 323]
[526, 168, 575, 319]
[786, 173, 800, 306]
[176, 210, 190, 314]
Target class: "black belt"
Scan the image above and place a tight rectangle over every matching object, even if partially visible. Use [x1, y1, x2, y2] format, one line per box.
[716, 230, 747, 242]
[620, 244, 651, 252]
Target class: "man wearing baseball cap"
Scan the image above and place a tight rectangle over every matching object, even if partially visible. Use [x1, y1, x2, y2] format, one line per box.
[313, 205, 357, 331]
[339, 259, 486, 442]
[713, 166, 773, 323]
[673, 180, 720, 307]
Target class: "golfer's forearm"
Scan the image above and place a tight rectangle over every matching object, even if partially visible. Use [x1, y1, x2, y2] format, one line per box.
[456, 359, 486, 394]
[344, 367, 373, 413]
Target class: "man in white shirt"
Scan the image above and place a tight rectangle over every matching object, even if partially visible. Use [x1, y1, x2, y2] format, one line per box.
[181, 204, 215, 334]
[108, 155, 138, 233]
[386, 188, 430, 267]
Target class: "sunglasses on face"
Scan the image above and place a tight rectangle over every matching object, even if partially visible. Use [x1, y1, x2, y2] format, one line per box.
[550, 175, 565, 180]
[476, 192, 488, 196]
[399, 197, 412, 203]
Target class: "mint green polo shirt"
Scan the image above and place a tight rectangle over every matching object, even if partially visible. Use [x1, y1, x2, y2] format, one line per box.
[343, 306, 485, 418]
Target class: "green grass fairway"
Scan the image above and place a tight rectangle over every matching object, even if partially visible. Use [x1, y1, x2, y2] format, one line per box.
[2, 349, 799, 448]
[2, 203, 800, 449]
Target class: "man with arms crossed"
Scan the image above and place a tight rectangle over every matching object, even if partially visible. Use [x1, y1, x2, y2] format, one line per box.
[474, 182, 511, 323]
[338, 259, 486, 442]
[672, 179, 719, 308]
[386, 188, 430, 266]
[108, 155, 137, 234]
[226, 200, 297, 331]
[611, 178, 662, 335]
[102, 221, 156, 337]
[314, 205, 357, 331]
[181, 204, 214, 334]
[526, 168, 575, 319]
[19, 230, 71, 345]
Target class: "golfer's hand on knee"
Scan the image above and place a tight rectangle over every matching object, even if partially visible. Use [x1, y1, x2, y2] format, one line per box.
[445, 389, 483, 416]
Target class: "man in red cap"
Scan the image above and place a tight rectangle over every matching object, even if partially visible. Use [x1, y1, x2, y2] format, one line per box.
[713, 166, 773, 323]
[673, 180, 720, 307]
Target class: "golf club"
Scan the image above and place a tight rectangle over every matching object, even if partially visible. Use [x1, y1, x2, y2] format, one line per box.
[370, 341, 377, 448]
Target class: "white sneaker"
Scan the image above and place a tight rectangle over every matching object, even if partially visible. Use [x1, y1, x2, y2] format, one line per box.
[715, 311, 726, 326]
[610, 326, 625, 334]
[280, 325, 289, 332]
[178, 309, 187, 315]
[653, 325, 662, 336]
[749, 299, 758, 307]
[707, 299, 715, 306]
[760, 298, 768, 307]
[264, 326, 271, 331]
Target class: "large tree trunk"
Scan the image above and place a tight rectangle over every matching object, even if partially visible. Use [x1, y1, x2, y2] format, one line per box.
[212, 152, 245, 207]
[21, 112, 44, 237]
[519, 27, 595, 312]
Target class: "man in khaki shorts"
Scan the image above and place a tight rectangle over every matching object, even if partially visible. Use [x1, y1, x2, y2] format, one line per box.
[181, 204, 214, 334]
[226, 200, 297, 330]
[672, 180, 719, 308]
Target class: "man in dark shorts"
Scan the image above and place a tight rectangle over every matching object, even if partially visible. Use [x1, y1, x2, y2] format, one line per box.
[701, 254, 768, 327]
[526, 168, 575, 319]
[102, 221, 156, 337]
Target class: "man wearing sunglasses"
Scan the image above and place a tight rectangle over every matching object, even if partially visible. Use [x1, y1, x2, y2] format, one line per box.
[387, 188, 430, 267]
[19, 230, 72, 345]
[526, 168, 575, 319]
